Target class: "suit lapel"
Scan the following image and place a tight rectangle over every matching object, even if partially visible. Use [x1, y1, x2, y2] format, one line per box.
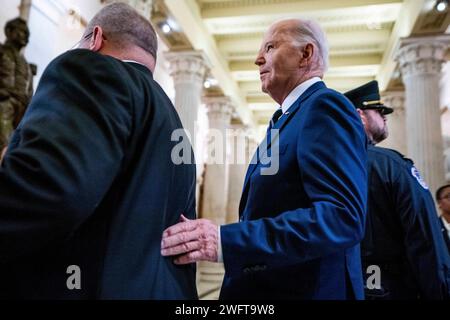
[239, 81, 326, 216]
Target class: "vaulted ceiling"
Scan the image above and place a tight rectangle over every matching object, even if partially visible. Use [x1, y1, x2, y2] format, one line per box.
[153, 0, 450, 128]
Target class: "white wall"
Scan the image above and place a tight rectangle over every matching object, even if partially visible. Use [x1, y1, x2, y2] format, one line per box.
[24, 0, 104, 86]
[1, 0, 175, 96]
[0, 0, 21, 43]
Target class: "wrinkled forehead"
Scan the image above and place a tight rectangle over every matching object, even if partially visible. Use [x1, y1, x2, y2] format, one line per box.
[262, 22, 294, 43]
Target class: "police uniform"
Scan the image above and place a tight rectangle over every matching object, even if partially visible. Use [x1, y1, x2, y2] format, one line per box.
[345, 81, 450, 300]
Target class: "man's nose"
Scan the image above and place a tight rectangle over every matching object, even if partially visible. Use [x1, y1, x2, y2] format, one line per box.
[254, 52, 264, 66]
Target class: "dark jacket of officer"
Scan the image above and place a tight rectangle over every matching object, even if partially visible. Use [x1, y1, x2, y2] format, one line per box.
[362, 144, 450, 299]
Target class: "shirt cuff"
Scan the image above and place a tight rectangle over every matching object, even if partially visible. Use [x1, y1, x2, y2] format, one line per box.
[217, 225, 223, 263]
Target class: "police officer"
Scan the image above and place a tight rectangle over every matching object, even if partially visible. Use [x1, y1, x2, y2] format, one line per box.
[345, 80, 450, 300]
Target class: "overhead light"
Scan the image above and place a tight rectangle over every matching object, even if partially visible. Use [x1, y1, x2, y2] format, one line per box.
[161, 23, 171, 34]
[204, 78, 218, 89]
[436, 0, 448, 12]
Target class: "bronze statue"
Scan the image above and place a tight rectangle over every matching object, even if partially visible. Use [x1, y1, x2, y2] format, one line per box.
[0, 17, 36, 149]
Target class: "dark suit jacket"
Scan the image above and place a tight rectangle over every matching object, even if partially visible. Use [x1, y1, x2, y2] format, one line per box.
[220, 82, 368, 300]
[0, 49, 198, 299]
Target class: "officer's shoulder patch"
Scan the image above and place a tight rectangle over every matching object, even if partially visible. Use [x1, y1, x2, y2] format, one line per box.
[411, 166, 428, 190]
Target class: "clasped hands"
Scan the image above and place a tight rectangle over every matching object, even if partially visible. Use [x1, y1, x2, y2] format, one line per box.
[161, 215, 219, 264]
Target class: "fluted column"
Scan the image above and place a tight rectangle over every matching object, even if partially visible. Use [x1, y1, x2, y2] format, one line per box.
[101, 0, 153, 18]
[165, 51, 210, 215]
[165, 51, 210, 141]
[379, 91, 407, 155]
[19, 0, 32, 21]
[197, 95, 233, 300]
[445, 136, 450, 183]
[226, 122, 249, 224]
[396, 36, 449, 193]
[445, 149, 450, 183]
[201, 96, 233, 224]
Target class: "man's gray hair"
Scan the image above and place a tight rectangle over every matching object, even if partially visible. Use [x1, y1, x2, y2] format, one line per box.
[84, 2, 158, 59]
[283, 19, 329, 76]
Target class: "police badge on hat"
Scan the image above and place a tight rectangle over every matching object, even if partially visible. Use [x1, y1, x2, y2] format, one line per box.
[411, 166, 429, 190]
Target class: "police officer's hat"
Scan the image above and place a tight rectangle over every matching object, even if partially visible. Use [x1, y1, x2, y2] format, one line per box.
[344, 80, 393, 115]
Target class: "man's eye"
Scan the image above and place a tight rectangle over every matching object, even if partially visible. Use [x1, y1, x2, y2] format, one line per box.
[266, 45, 274, 52]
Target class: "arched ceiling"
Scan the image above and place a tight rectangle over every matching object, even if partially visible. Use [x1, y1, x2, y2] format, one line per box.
[153, 0, 450, 127]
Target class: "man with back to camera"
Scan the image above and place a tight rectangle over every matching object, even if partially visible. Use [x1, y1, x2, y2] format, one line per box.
[344, 80, 450, 300]
[161, 18, 368, 300]
[436, 184, 450, 253]
[0, 3, 197, 299]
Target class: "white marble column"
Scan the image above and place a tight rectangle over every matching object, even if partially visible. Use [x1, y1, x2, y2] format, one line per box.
[165, 50, 210, 212]
[379, 91, 407, 155]
[201, 95, 233, 224]
[165, 51, 210, 141]
[445, 136, 450, 183]
[445, 149, 450, 183]
[226, 122, 249, 224]
[197, 95, 233, 300]
[101, 0, 153, 18]
[396, 36, 449, 194]
[19, 0, 31, 21]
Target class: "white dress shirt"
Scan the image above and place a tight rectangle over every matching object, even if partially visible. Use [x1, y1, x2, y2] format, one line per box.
[217, 77, 323, 263]
[122, 59, 148, 68]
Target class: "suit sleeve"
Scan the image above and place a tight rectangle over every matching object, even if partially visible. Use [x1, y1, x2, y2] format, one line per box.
[221, 92, 367, 276]
[393, 168, 450, 299]
[0, 50, 132, 263]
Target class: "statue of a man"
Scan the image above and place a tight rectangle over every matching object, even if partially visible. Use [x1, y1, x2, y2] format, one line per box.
[0, 17, 35, 149]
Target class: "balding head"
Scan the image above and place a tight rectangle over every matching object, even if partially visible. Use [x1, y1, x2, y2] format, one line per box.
[254, 18, 329, 104]
[80, 2, 158, 70]
[268, 18, 329, 76]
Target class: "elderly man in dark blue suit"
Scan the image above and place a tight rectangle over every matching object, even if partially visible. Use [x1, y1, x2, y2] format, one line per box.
[0, 3, 197, 299]
[161, 18, 368, 299]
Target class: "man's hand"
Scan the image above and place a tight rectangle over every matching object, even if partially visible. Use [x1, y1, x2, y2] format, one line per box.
[161, 215, 218, 265]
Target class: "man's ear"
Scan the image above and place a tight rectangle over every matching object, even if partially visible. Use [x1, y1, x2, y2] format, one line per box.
[299, 43, 314, 67]
[357, 109, 367, 126]
[89, 26, 104, 52]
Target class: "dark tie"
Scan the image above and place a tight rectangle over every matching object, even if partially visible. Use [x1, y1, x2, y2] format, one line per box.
[269, 108, 283, 129]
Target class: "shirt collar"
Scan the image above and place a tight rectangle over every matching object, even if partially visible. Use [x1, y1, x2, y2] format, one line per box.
[280, 77, 322, 113]
[122, 59, 147, 67]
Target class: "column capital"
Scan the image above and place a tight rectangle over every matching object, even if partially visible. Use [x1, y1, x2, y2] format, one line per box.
[382, 91, 405, 113]
[396, 35, 450, 78]
[101, 0, 153, 18]
[165, 50, 211, 85]
[203, 95, 234, 123]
